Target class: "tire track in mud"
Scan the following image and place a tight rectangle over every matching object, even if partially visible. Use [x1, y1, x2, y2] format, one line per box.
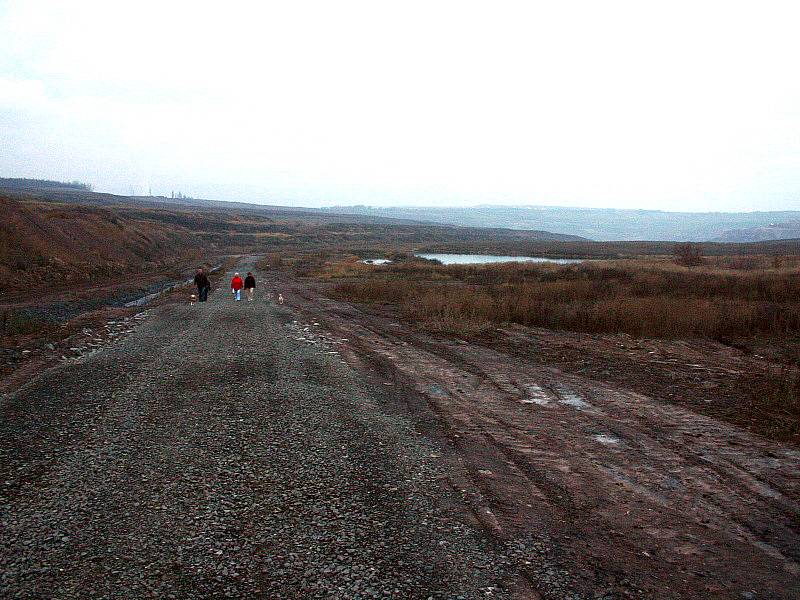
[277, 273, 800, 599]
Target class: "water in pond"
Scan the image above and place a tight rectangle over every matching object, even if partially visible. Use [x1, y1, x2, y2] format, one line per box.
[415, 253, 583, 265]
[359, 259, 392, 265]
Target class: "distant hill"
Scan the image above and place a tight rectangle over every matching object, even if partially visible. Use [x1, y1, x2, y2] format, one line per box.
[713, 221, 800, 242]
[3, 180, 800, 298]
[0, 182, 589, 294]
[7, 178, 800, 242]
[320, 205, 800, 242]
[0, 179, 416, 227]
[0, 178, 584, 241]
[0, 177, 93, 192]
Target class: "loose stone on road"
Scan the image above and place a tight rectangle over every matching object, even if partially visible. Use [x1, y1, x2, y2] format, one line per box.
[0, 262, 528, 599]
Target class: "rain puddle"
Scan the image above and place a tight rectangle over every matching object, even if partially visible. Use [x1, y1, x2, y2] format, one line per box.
[520, 384, 551, 406]
[556, 388, 592, 411]
[592, 434, 620, 445]
[124, 265, 222, 307]
[359, 258, 392, 265]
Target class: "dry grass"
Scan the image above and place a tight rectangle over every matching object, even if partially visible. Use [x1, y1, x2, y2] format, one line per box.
[324, 257, 800, 339]
[322, 256, 800, 442]
[0, 196, 206, 293]
[750, 365, 800, 441]
[255, 253, 287, 271]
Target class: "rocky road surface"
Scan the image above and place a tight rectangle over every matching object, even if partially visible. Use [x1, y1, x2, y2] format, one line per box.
[0, 260, 533, 599]
[2, 259, 799, 599]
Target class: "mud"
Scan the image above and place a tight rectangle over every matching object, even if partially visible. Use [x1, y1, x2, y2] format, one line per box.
[271, 271, 800, 599]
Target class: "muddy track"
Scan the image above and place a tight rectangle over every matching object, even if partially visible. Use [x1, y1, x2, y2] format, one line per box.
[274, 272, 800, 599]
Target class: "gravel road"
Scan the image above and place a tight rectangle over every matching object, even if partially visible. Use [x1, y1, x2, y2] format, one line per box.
[0, 261, 532, 599]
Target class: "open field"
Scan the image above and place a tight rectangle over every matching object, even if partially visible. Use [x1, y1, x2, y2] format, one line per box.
[319, 256, 800, 339]
[297, 254, 800, 444]
[5, 184, 800, 443]
[268, 264, 800, 597]
[0, 189, 585, 297]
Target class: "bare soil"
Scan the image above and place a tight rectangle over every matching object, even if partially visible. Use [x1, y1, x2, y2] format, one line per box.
[276, 271, 800, 598]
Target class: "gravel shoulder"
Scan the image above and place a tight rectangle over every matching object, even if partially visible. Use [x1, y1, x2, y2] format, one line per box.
[0, 260, 532, 599]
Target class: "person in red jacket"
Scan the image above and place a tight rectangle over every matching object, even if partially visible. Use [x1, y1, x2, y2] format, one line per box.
[230, 272, 244, 301]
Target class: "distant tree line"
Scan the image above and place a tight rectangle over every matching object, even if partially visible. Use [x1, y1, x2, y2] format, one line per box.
[0, 177, 93, 191]
[171, 191, 193, 200]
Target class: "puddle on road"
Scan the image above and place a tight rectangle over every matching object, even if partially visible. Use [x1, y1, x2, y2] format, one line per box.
[556, 388, 592, 411]
[592, 434, 620, 445]
[521, 384, 551, 406]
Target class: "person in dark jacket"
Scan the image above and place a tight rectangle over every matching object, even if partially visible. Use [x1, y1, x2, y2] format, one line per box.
[194, 267, 211, 302]
[244, 272, 256, 302]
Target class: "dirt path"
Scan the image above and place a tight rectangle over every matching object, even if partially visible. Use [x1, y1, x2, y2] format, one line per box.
[2, 261, 798, 599]
[0, 259, 529, 599]
[273, 271, 800, 599]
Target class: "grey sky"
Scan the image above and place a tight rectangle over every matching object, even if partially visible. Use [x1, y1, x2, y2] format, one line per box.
[1, 1, 799, 211]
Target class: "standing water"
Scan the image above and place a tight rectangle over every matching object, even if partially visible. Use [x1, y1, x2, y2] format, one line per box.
[414, 253, 583, 265]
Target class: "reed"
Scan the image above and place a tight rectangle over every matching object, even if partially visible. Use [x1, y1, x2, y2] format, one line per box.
[326, 257, 800, 339]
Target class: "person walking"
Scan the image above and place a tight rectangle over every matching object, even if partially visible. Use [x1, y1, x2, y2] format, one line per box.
[231, 272, 244, 301]
[244, 272, 256, 302]
[194, 267, 211, 302]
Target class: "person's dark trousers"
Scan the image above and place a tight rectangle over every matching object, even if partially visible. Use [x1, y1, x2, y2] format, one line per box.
[198, 286, 209, 302]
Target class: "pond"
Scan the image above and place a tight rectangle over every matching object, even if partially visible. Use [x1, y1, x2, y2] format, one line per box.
[414, 253, 584, 265]
[359, 259, 393, 265]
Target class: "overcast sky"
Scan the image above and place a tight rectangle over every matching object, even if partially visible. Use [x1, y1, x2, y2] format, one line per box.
[1, 1, 799, 211]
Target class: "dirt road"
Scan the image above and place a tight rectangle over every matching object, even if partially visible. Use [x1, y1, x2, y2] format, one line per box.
[2, 260, 798, 599]
[275, 270, 800, 599]
[0, 260, 527, 599]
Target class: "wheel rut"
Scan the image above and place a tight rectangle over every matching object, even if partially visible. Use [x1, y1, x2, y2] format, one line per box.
[275, 271, 800, 599]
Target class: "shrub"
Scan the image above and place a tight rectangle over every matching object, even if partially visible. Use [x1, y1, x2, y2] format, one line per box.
[674, 242, 704, 267]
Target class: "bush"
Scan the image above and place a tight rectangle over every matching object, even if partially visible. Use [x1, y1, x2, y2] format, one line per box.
[674, 242, 704, 267]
